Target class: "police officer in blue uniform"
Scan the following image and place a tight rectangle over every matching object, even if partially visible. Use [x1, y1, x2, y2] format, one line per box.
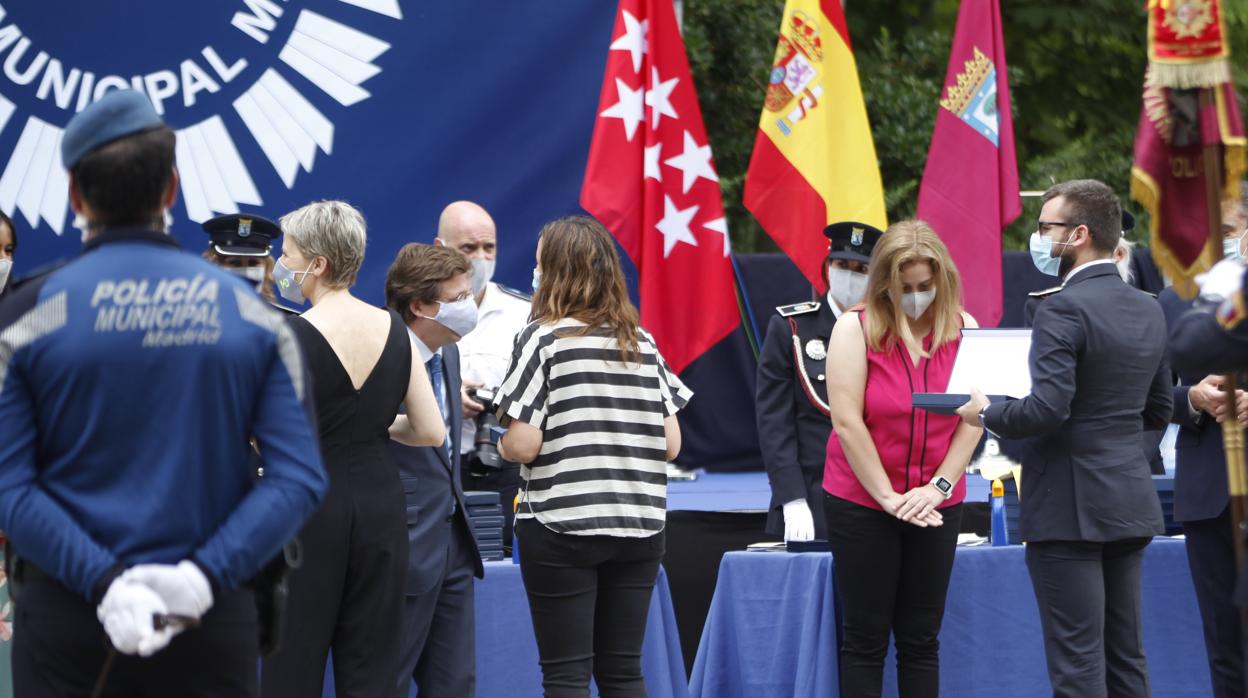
[0, 90, 328, 697]
[201, 213, 289, 312]
[755, 221, 883, 541]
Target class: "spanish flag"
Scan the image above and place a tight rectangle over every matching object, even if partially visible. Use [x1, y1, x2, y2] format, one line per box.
[743, 0, 887, 291]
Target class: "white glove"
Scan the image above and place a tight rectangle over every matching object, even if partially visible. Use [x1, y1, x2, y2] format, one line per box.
[1198, 258, 1245, 301]
[97, 578, 173, 656]
[122, 560, 214, 621]
[782, 499, 816, 542]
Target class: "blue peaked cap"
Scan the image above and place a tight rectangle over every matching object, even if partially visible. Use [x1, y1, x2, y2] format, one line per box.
[61, 89, 164, 169]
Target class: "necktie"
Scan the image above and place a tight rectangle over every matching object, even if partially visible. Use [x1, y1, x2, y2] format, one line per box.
[427, 353, 452, 462]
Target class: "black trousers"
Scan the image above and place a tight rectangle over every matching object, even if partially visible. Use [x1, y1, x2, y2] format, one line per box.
[1026, 538, 1152, 698]
[12, 568, 257, 698]
[1184, 510, 1247, 698]
[462, 458, 522, 552]
[516, 518, 665, 698]
[395, 522, 477, 698]
[823, 493, 963, 698]
[261, 461, 408, 698]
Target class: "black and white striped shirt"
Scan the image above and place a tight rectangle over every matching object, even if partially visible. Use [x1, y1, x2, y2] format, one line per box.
[495, 319, 692, 537]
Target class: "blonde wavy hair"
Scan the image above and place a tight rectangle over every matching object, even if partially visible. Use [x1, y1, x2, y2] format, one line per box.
[531, 215, 640, 365]
[862, 219, 964, 355]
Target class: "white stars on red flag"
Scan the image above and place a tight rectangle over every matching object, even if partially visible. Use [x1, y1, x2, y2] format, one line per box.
[580, 0, 740, 372]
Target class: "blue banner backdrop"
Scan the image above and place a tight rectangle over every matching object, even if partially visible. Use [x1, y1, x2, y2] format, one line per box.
[1, 0, 617, 300]
[2, 1, 777, 472]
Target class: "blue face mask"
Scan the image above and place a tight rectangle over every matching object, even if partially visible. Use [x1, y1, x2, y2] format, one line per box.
[1029, 232, 1070, 277]
[531, 267, 541, 292]
[1223, 236, 1244, 262]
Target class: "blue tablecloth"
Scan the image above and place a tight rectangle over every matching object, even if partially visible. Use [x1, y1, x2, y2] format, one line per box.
[667, 471, 771, 512]
[690, 538, 1209, 697]
[665, 471, 991, 513]
[323, 562, 687, 698]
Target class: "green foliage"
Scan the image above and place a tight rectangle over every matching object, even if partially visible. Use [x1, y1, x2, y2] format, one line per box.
[683, 0, 1248, 252]
[682, 0, 784, 253]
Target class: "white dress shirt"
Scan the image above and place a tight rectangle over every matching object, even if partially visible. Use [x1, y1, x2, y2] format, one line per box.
[456, 281, 531, 454]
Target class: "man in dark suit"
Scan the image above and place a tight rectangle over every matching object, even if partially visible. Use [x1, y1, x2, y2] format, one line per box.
[1160, 286, 1247, 698]
[1163, 192, 1248, 697]
[755, 222, 882, 541]
[384, 243, 484, 697]
[959, 179, 1171, 697]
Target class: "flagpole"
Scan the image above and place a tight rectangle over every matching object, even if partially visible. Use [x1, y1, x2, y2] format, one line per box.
[1200, 88, 1248, 680]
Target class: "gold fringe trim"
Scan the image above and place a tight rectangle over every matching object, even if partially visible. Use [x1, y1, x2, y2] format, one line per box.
[1225, 144, 1246, 201]
[1131, 166, 1213, 301]
[1149, 59, 1232, 89]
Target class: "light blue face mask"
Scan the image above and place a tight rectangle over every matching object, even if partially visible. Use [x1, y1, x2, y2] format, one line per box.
[1029, 232, 1070, 277]
[1223, 235, 1244, 262]
[531, 267, 541, 292]
[274, 258, 313, 304]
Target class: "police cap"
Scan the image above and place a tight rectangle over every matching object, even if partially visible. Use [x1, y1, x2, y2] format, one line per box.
[61, 90, 164, 169]
[202, 213, 280, 257]
[824, 221, 884, 263]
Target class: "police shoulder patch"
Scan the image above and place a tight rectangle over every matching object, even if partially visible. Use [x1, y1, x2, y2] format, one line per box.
[497, 284, 532, 302]
[776, 301, 820, 317]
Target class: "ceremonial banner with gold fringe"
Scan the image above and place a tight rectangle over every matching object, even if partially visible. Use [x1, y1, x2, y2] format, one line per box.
[1132, 0, 1245, 299]
[1148, 0, 1231, 88]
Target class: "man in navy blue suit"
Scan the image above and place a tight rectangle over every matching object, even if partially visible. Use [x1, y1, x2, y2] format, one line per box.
[384, 243, 484, 697]
[1160, 191, 1248, 698]
[959, 180, 1171, 697]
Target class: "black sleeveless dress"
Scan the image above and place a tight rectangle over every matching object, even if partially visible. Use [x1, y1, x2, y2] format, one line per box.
[262, 309, 412, 698]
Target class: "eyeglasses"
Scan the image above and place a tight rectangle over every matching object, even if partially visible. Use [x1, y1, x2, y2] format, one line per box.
[1036, 221, 1078, 235]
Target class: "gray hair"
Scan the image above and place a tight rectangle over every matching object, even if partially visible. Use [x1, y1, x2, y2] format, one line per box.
[280, 200, 367, 289]
[1114, 237, 1135, 284]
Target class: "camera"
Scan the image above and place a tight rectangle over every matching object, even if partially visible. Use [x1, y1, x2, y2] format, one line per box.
[467, 386, 505, 471]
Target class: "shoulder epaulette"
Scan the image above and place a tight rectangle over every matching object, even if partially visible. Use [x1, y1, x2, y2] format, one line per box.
[1028, 286, 1063, 299]
[776, 301, 820, 317]
[497, 284, 532, 302]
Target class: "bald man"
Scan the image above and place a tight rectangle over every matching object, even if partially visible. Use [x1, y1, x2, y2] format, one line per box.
[434, 201, 530, 552]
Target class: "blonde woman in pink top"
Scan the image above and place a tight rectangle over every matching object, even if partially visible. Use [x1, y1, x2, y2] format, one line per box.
[822, 220, 983, 697]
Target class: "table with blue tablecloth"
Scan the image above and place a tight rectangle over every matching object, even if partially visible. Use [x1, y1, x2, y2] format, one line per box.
[322, 561, 687, 698]
[690, 537, 1208, 697]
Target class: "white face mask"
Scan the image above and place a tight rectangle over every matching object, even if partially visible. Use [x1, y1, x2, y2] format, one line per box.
[421, 297, 479, 338]
[901, 289, 937, 320]
[73, 212, 90, 244]
[827, 266, 868, 310]
[469, 257, 495, 297]
[230, 265, 266, 286]
[0, 258, 11, 293]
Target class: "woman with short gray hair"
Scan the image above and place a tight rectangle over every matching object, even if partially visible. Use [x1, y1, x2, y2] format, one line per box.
[261, 200, 446, 697]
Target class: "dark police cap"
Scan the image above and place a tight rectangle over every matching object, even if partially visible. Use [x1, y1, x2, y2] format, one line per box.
[824, 221, 884, 263]
[61, 90, 164, 169]
[202, 213, 279, 257]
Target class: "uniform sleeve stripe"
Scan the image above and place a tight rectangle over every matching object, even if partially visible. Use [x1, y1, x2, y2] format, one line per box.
[233, 287, 305, 401]
[0, 291, 67, 389]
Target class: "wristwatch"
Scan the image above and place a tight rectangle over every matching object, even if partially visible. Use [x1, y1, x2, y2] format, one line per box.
[929, 475, 954, 500]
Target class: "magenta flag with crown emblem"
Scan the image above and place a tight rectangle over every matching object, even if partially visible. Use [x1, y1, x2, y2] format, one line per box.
[915, 0, 1020, 327]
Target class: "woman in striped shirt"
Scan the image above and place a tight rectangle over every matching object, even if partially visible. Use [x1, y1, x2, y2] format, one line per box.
[496, 215, 691, 697]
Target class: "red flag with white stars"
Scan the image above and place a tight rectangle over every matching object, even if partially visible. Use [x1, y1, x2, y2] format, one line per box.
[580, 0, 740, 374]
